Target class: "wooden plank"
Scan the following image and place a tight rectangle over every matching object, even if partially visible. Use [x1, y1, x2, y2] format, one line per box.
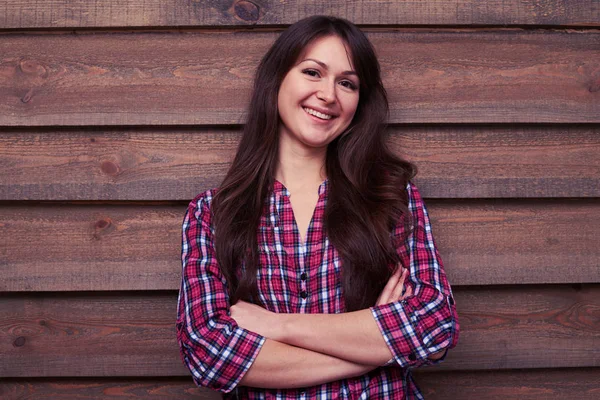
[392, 125, 600, 199]
[1, 286, 599, 377]
[1, 125, 598, 201]
[413, 368, 600, 400]
[1, 0, 598, 29]
[1, 199, 598, 292]
[431, 200, 600, 286]
[1, 30, 599, 126]
[0, 203, 184, 292]
[0, 378, 219, 400]
[1, 369, 599, 399]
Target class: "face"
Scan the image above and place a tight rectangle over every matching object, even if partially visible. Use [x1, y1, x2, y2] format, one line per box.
[277, 35, 360, 151]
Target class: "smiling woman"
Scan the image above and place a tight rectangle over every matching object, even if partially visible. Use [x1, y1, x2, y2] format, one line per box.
[277, 35, 359, 153]
[176, 15, 459, 399]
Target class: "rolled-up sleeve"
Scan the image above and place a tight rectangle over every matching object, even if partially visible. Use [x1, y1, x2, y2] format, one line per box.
[176, 192, 266, 393]
[370, 182, 459, 369]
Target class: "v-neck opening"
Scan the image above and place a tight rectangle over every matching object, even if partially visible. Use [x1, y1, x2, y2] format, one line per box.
[273, 178, 328, 249]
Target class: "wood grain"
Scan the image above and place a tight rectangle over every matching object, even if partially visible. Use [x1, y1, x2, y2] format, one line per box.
[1, 199, 598, 292]
[1, 125, 598, 201]
[0, 203, 184, 292]
[1, 30, 599, 126]
[0, 378, 219, 400]
[1, 0, 598, 29]
[1, 369, 599, 399]
[1, 285, 599, 377]
[413, 368, 600, 400]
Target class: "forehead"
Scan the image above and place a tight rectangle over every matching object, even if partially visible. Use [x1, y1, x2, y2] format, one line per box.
[297, 35, 355, 71]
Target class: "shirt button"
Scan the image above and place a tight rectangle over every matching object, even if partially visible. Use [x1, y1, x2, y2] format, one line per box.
[300, 291, 308, 299]
[408, 353, 417, 361]
[300, 272, 307, 281]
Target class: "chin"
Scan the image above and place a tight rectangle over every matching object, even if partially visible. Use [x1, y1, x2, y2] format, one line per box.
[300, 129, 342, 146]
[300, 135, 334, 149]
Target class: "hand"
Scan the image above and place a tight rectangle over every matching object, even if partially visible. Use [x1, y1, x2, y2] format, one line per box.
[230, 300, 281, 339]
[376, 264, 413, 306]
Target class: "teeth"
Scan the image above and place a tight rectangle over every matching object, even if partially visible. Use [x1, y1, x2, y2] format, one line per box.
[303, 107, 333, 120]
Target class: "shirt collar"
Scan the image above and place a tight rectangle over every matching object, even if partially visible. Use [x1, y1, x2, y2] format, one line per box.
[272, 178, 329, 198]
[270, 179, 328, 228]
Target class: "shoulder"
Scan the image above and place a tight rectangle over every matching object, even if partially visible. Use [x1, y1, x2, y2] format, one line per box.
[186, 188, 219, 220]
[406, 181, 421, 202]
[406, 181, 424, 207]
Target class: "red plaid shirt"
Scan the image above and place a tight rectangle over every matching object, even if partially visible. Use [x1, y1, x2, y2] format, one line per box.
[177, 180, 459, 399]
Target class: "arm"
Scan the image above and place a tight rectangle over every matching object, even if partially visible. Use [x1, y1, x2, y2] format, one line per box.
[369, 182, 459, 368]
[240, 339, 376, 389]
[277, 303, 448, 366]
[176, 193, 376, 393]
[176, 194, 264, 393]
[234, 183, 459, 369]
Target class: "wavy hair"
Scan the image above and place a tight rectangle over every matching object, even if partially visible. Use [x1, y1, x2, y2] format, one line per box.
[212, 15, 416, 311]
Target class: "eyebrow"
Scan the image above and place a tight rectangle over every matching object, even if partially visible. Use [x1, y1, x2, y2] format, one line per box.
[301, 58, 358, 76]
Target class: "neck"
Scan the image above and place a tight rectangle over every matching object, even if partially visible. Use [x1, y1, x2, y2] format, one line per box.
[275, 132, 327, 194]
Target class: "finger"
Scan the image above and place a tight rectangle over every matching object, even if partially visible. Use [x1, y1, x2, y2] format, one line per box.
[378, 268, 403, 306]
[400, 284, 414, 300]
[376, 267, 402, 306]
[228, 304, 237, 318]
[389, 268, 409, 302]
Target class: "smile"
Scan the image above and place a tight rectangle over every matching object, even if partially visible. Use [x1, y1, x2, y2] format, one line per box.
[303, 107, 334, 120]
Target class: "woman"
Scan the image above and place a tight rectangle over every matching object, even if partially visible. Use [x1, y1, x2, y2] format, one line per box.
[177, 15, 459, 399]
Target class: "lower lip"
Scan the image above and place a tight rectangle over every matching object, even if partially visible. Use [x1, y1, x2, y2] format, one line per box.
[304, 108, 334, 124]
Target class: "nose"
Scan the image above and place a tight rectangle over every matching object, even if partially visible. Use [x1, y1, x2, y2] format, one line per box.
[316, 80, 336, 104]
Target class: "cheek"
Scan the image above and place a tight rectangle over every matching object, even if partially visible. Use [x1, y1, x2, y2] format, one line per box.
[277, 85, 294, 121]
[343, 97, 359, 120]
[278, 82, 302, 113]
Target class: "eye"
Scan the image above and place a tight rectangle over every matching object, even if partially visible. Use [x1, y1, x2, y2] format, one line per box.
[339, 80, 357, 90]
[302, 69, 320, 78]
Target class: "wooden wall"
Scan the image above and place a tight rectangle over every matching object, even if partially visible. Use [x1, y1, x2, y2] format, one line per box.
[1, 1, 599, 398]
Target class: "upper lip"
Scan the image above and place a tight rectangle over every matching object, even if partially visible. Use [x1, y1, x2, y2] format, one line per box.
[303, 105, 338, 118]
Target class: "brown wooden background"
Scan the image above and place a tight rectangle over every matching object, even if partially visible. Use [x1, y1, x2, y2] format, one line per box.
[1, 1, 599, 399]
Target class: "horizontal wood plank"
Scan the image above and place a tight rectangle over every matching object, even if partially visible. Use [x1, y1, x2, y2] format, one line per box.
[412, 368, 600, 400]
[1, 30, 599, 126]
[1, 368, 599, 399]
[0, 378, 219, 399]
[1, 286, 599, 377]
[1, 199, 598, 292]
[1, 125, 598, 200]
[1, 0, 598, 29]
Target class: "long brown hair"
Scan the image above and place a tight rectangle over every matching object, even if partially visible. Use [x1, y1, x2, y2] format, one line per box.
[212, 16, 416, 311]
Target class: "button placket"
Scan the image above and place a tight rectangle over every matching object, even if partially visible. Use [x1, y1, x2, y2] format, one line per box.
[299, 271, 308, 301]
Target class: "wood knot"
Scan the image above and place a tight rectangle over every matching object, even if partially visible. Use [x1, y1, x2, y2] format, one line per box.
[19, 59, 48, 76]
[234, 0, 260, 22]
[21, 88, 34, 103]
[100, 161, 120, 176]
[13, 336, 26, 347]
[93, 217, 114, 240]
[95, 219, 111, 229]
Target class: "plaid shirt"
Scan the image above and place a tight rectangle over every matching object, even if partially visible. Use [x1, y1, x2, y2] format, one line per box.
[177, 180, 459, 399]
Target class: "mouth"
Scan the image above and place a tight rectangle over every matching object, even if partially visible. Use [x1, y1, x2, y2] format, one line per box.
[303, 107, 335, 121]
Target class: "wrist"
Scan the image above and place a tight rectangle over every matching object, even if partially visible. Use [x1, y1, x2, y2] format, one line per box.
[274, 312, 292, 343]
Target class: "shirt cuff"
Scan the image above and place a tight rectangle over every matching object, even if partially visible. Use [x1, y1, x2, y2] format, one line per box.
[370, 291, 456, 369]
[180, 324, 266, 393]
